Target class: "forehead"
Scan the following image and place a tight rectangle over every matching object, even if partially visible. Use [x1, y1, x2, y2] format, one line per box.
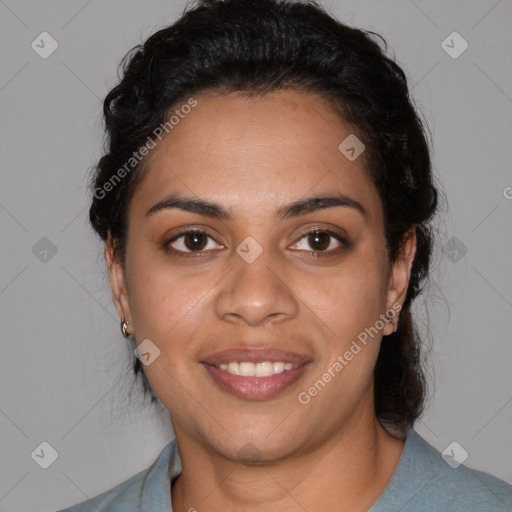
[130, 90, 382, 224]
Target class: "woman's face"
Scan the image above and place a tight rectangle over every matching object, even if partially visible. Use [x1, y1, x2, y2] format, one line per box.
[107, 89, 415, 461]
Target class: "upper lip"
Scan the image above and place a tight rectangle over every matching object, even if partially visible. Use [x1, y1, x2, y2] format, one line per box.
[201, 347, 311, 367]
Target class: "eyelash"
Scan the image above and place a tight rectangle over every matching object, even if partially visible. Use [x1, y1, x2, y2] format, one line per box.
[163, 228, 349, 258]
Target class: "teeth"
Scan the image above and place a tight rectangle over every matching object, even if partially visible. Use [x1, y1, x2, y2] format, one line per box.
[217, 361, 299, 376]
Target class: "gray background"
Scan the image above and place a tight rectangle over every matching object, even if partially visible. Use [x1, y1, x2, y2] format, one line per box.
[1, 0, 511, 510]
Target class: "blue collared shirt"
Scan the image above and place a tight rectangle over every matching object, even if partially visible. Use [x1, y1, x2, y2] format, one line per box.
[57, 429, 512, 511]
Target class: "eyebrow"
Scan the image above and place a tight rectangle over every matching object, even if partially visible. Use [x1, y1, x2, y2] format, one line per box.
[145, 192, 367, 220]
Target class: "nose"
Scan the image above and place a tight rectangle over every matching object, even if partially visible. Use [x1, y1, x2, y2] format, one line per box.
[214, 243, 299, 327]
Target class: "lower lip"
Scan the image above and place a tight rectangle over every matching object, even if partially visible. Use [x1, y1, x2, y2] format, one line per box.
[202, 363, 311, 400]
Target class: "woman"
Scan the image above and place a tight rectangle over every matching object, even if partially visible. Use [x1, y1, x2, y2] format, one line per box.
[58, 0, 512, 510]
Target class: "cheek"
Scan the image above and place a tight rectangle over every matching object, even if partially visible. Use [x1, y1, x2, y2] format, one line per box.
[304, 258, 388, 402]
[314, 259, 387, 338]
[125, 258, 207, 405]
[124, 248, 218, 388]
[125, 248, 204, 338]
[299, 271, 385, 416]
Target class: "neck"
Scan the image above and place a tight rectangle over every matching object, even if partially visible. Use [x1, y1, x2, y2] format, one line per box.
[171, 410, 405, 512]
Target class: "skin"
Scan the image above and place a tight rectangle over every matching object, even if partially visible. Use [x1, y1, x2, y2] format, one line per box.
[106, 89, 416, 511]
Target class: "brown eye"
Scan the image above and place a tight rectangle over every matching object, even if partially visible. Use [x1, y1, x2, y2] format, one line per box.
[291, 229, 348, 255]
[307, 231, 331, 251]
[165, 230, 223, 255]
[183, 231, 208, 251]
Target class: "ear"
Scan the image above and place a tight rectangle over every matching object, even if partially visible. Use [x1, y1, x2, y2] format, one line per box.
[382, 226, 417, 336]
[105, 230, 132, 335]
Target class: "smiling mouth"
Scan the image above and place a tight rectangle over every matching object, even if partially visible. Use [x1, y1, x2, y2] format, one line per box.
[200, 346, 312, 399]
[215, 361, 300, 377]
[202, 361, 311, 400]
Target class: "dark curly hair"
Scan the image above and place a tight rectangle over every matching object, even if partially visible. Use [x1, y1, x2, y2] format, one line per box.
[89, 0, 442, 436]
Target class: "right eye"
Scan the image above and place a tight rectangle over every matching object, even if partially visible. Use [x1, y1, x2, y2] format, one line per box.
[165, 229, 224, 256]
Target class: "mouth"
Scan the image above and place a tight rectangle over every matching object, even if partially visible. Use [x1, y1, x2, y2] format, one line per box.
[200, 347, 312, 400]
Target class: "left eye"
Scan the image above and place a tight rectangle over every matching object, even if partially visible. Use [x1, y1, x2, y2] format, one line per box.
[292, 230, 345, 253]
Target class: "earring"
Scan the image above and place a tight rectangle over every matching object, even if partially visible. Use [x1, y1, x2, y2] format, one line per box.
[120, 318, 130, 338]
[384, 309, 399, 334]
[392, 315, 400, 333]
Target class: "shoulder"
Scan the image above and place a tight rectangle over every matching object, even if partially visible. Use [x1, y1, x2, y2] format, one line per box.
[372, 429, 512, 512]
[55, 471, 147, 512]
[55, 439, 179, 512]
[425, 460, 512, 511]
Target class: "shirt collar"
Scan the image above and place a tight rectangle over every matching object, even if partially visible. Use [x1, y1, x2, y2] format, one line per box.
[369, 427, 441, 511]
[139, 438, 182, 511]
